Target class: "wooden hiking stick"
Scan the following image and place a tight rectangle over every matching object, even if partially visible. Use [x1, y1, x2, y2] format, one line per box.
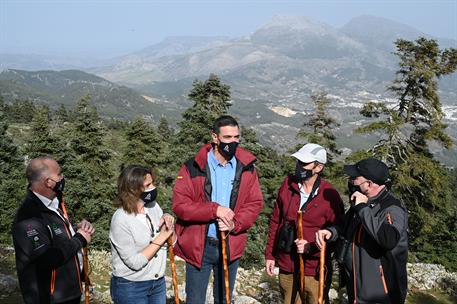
[318, 240, 327, 304]
[220, 231, 230, 304]
[62, 196, 91, 304]
[83, 247, 90, 304]
[167, 236, 179, 304]
[297, 211, 305, 295]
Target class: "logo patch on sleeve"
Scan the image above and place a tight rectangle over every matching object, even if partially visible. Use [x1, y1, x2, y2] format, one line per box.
[33, 236, 44, 251]
[51, 223, 63, 236]
[26, 228, 38, 238]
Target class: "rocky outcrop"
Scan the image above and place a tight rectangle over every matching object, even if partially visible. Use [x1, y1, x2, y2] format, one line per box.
[1, 248, 457, 303]
[407, 263, 457, 297]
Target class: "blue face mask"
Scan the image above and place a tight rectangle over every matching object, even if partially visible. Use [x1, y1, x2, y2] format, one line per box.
[140, 188, 157, 206]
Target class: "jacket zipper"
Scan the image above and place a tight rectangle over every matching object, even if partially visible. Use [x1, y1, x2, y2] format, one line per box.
[50, 269, 56, 295]
[379, 265, 389, 294]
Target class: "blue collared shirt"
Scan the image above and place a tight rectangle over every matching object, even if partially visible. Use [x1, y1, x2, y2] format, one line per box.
[207, 149, 237, 238]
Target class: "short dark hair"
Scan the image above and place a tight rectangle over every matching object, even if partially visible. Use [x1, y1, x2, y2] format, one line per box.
[212, 115, 239, 134]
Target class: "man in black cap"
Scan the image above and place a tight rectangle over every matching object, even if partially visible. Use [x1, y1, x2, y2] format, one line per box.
[316, 158, 408, 304]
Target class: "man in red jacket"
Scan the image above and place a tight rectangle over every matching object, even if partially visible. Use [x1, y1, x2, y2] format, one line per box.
[172, 115, 263, 304]
[265, 143, 344, 304]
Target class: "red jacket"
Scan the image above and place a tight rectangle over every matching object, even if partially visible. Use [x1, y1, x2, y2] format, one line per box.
[265, 175, 343, 275]
[172, 144, 263, 268]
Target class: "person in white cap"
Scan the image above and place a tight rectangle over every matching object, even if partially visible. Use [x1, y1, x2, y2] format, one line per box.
[265, 143, 344, 304]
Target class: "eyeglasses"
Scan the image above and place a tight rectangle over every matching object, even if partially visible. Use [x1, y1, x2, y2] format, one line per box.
[298, 161, 317, 167]
[350, 179, 370, 187]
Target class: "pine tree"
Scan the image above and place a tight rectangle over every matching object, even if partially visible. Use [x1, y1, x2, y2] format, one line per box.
[62, 95, 115, 248]
[295, 92, 345, 190]
[121, 117, 163, 168]
[358, 38, 457, 162]
[69, 95, 112, 172]
[357, 38, 457, 268]
[297, 92, 341, 161]
[54, 104, 70, 124]
[157, 116, 173, 141]
[7, 99, 36, 123]
[175, 73, 231, 157]
[0, 97, 26, 243]
[26, 105, 56, 158]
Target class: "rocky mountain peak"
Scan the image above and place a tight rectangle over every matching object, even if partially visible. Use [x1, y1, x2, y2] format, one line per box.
[341, 15, 426, 50]
[256, 15, 333, 34]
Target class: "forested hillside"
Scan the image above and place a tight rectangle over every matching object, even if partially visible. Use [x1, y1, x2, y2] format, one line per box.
[1, 38, 456, 272]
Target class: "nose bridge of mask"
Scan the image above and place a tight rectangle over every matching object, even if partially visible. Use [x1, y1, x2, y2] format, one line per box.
[143, 187, 155, 198]
[218, 141, 238, 158]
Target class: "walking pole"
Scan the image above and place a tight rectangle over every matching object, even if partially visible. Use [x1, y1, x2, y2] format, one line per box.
[318, 240, 327, 304]
[167, 236, 180, 304]
[297, 211, 305, 295]
[220, 231, 231, 304]
[83, 247, 90, 304]
[62, 195, 90, 303]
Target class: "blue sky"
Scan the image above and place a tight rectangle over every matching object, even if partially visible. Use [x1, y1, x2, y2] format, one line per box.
[1, 0, 456, 57]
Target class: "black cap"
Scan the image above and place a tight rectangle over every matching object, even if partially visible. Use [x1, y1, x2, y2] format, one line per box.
[344, 158, 389, 185]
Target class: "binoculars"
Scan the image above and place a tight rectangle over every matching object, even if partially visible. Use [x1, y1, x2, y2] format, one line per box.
[335, 237, 351, 264]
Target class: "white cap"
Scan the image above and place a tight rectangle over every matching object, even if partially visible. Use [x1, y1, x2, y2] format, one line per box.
[291, 143, 327, 164]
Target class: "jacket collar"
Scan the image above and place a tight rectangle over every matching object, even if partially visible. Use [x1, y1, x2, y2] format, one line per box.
[24, 189, 58, 214]
[194, 143, 256, 171]
[287, 174, 328, 195]
[367, 187, 389, 206]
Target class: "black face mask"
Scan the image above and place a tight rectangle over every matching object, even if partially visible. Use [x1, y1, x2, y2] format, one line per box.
[52, 178, 65, 194]
[140, 188, 157, 206]
[347, 181, 361, 196]
[295, 162, 314, 182]
[218, 141, 239, 159]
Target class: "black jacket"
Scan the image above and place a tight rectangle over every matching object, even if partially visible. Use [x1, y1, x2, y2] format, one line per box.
[329, 189, 408, 304]
[12, 190, 87, 304]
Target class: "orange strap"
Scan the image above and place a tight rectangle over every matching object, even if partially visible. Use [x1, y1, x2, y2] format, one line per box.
[386, 213, 393, 225]
[60, 195, 70, 222]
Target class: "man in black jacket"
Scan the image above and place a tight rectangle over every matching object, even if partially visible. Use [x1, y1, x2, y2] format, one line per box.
[316, 158, 408, 304]
[12, 156, 94, 304]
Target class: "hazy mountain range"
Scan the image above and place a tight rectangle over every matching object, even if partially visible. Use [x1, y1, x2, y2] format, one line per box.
[0, 69, 179, 120]
[1, 15, 456, 163]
